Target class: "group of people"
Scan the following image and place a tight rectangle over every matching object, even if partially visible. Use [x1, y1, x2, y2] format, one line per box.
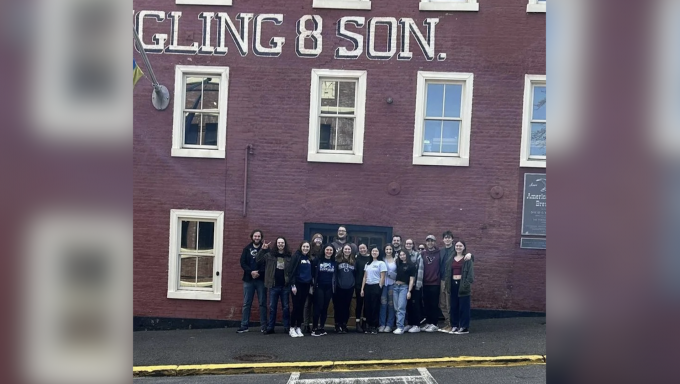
[237, 226, 475, 338]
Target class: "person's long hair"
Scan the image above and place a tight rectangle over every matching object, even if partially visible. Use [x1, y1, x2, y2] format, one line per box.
[454, 240, 468, 256]
[273, 237, 291, 256]
[298, 240, 311, 255]
[336, 243, 356, 265]
[396, 249, 413, 267]
[383, 244, 395, 261]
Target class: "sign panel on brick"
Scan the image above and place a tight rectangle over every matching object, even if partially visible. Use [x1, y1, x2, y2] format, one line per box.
[521, 173, 546, 236]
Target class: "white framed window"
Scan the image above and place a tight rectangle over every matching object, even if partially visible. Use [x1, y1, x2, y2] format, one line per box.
[313, 0, 371, 11]
[167, 209, 224, 301]
[520, 75, 546, 168]
[419, 0, 479, 12]
[172, 66, 229, 159]
[527, 0, 546, 13]
[413, 71, 474, 167]
[308, 69, 367, 164]
[176, 0, 232, 6]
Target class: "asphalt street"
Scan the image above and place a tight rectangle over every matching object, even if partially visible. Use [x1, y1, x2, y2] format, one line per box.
[133, 366, 546, 384]
[133, 317, 545, 367]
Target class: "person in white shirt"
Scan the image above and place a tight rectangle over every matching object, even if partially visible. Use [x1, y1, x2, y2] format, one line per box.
[360, 246, 386, 334]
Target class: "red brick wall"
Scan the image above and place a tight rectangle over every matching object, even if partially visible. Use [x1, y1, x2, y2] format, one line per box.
[133, 0, 546, 320]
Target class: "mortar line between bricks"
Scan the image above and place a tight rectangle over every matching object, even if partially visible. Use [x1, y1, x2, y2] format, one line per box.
[132, 355, 546, 377]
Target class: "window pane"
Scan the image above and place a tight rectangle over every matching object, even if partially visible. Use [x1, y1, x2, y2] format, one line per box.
[319, 117, 335, 150]
[337, 81, 356, 115]
[185, 76, 206, 110]
[443, 84, 462, 118]
[202, 114, 219, 146]
[196, 257, 214, 287]
[197, 222, 214, 250]
[423, 120, 442, 153]
[530, 122, 546, 156]
[441, 120, 460, 154]
[425, 84, 444, 117]
[181, 221, 198, 250]
[202, 78, 220, 109]
[179, 256, 197, 287]
[532, 86, 546, 120]
[184, 113, 200, 145]
[320, 80, 338, 114]
[337, 118, 354, 150]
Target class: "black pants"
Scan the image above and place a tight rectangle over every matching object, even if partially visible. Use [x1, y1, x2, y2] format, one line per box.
[313, 285, 333, 330]
[422, 285, 441, 325]
[291, 282, 311, 328]
[354, 286, 365, 323]
[364, 284, 382, 328]
[333, 287, 354, 325]
[407, 288, 423, 326]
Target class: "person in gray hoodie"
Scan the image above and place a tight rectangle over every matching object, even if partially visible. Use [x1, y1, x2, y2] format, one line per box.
[333, 243, 356, 334]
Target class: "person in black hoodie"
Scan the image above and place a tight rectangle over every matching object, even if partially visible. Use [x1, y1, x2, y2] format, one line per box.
[289, 241, 313, 338]
[354, 243, 372, 333]
[311, 244, 336, 336]
[237, 230, 267, 333]
[303, 233, 324, 333]
[257, 237, 293, 334]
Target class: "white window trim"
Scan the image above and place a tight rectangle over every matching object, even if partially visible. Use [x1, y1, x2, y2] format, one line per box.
[527, 0, 546, 13]
[308, 69, 367, 164]
[413, 71, 474, 167]
[176, 0, 232, 6]
[167, 209, 224, 301]
[172, 65, 229, 159]
[420, 0, 479, 12]
[520, 74, 547, 168]
[313, 0, 371, 11]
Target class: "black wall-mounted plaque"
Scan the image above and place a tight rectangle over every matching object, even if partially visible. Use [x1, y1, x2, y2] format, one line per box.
[521, 173, 547, 236]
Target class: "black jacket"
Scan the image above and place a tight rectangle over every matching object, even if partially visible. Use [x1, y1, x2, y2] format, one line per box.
[240, 242, 265, 282]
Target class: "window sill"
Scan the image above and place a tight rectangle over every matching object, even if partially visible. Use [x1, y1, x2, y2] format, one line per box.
[313, 0, 371, 10]
[176, 0, 232, 5]
[171, 148, 226, 159]
[308, 152, 363, 164]
[520, 158, 546, 168]
[167, 290, 221, 301]
[413, 155, 470, 167]
[419, 3, 479, 12]
[526, 4, 546, 13]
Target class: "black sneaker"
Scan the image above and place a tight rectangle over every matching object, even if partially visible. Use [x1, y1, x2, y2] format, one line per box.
[355, 322, 363, 333]
[312, 329, 324, 337]
[454, 327, 469, 334]
[236, 326, 249, 333]
[260, 327, 266, 333]
[335, 325, 341, 333]
[370, 327, 378, 334]
[319, 328, 328, 336]
[264, 328, 275, 335]
[341, 324, 348, 334]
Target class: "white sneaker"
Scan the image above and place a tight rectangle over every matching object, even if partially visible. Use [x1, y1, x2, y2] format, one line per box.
[419, 324, 430, 331]
[403, 325, 412, 332]
[408, 325, 421, 333]
[383, 326, 392, 333]
[289, 328, 298, 338]
[378, 326, 386, 333]
[295, 327, 304, 337]
[393, 328, 404, 335]
[425, 324, 437, 332]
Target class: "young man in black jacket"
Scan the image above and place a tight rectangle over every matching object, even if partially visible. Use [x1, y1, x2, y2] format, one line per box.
[237, 230, 267, 333]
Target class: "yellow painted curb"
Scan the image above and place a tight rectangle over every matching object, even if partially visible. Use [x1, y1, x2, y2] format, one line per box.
[133, 355, 545, 377]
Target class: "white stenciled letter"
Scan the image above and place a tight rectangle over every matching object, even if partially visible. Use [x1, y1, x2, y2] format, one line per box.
[167, 11, 199, 54]
[215, 12, 253, 56]
[198, 12, 215, 55]
[367, 17, 398, 60]
[253, 14, 285, 57]
[336, 16, 364, 59]
[296, 15, 322, 58]
[398, 18, 439, 61]
[135, 11, 167, 54]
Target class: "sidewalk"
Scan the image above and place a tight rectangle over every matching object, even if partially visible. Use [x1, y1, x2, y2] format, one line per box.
[133, 316, 545, 376]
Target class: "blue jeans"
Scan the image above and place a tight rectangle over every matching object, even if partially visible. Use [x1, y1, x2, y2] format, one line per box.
[268, 286, 290, 330]
[379, 284, 395, 327]
[392, 284, 409, 329]
[241, 279, 267, 328]
[449, 280, 471, 329]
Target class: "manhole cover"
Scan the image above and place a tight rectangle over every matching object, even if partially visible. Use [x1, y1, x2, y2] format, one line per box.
[233, 354, 275, 362]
